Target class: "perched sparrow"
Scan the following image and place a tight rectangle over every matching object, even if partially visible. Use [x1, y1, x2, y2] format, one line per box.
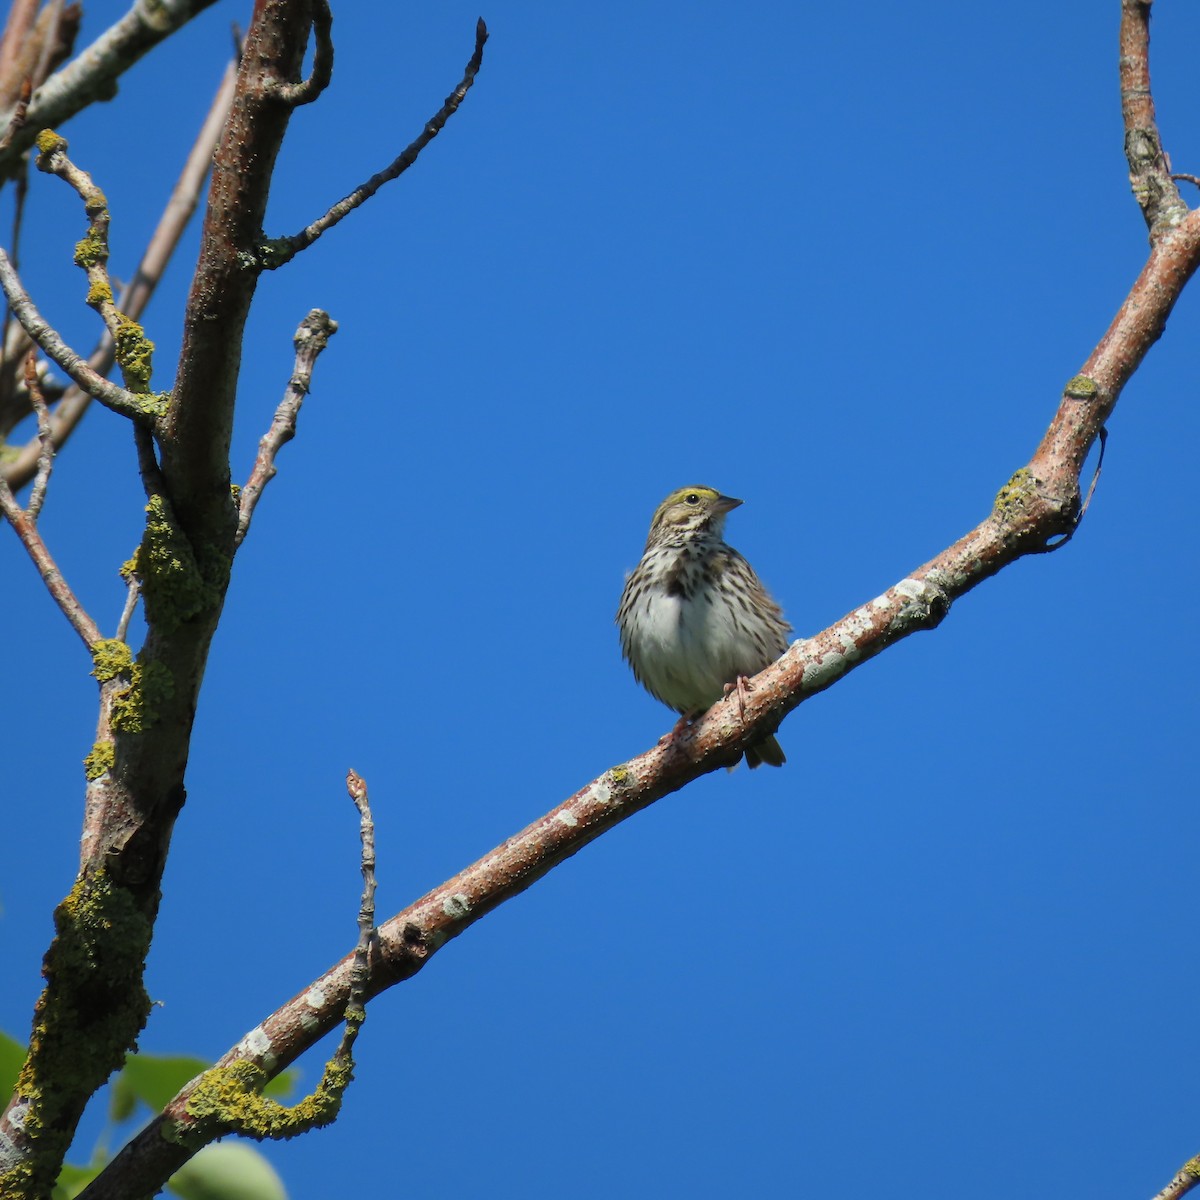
[617, 486, 791, 767]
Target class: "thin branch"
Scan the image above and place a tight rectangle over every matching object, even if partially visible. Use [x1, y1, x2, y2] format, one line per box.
[1119, 0, 1187, 232]
[1171, 173, 1200, 190]
[270, 0, 331, 106]
[0, 59, 236, 488]
[234, 309, 338, 548]
[125, 771, 379, 1157]
[35, 131, 158, 394]
[0, 0, 218, 178]
[0, 247, 163, 421]
[24, 350, 53, 520]
[1150, 1157, 1200, 1200]
[0, 475, 101, 648]
[114, 570, 140, 642]
[343, 769, 374, 1029]
[133, 421, 165, 502]
[262, 17, 487, 269]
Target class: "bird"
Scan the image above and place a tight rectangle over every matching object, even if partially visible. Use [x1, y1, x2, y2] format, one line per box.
[616, 486, 792, 768]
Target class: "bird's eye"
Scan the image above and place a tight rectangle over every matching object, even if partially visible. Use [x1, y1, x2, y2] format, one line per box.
[684, 493, 700, 505]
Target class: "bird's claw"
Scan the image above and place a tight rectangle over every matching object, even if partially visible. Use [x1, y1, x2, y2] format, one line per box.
[723, 676, 753, 723]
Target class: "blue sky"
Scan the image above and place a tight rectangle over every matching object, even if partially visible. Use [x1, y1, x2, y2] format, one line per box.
[5, 0, 1200, 1196]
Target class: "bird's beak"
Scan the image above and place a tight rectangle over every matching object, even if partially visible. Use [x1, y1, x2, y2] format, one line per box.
[716, 494, 743, 513]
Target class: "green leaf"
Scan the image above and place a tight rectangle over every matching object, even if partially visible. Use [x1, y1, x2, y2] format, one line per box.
[109, 1051, 296, 1123]
[111, 1054, 210, 1119]
[0, 1031, 25, 1098]
[167, 1142, 287, 1200]
[261, 1069, 298, 1101]
[52, 1161, 103, 1200]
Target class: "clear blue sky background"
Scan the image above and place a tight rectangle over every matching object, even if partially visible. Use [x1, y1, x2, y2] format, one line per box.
[5, 1, 1200, 1196]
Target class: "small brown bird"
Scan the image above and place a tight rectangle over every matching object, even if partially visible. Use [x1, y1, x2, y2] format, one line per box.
[616, 486, 792, 767]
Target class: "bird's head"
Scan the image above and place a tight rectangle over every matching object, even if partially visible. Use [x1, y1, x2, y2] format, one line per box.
[646, 486, 742, 544]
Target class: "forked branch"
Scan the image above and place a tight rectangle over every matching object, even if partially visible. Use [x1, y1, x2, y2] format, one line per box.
[0, 59, 236, 489]
[0, 247, 160, 420]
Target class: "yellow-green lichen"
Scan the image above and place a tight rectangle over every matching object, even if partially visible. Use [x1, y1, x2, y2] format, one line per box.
[113, 312, 155, 393]
[110, 659, 174, 734]
[84, 740, 115, 781]
[181, 1056, 353, 1145]
[34, 128, 67, 159]
[85, 275, 114, 308]
[74, 228, 108, 271]
[609, 765, 631, 787]
[138, 496, 218, 632]
[90, 638, 133, 683]
[993, 468, 1037, 522]
[14, 871, 153, 1185]
[83, 188, 108, 220]
[0, 1163, 34, 1195]
[1064, 374, 1098, 400]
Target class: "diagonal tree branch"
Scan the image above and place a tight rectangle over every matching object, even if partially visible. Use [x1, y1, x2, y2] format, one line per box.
[0, 0, 218, 179]
[0, 472, 101, 648]
[1152, 1158, 1200, 1200]
[80, 193, 1200, 1200]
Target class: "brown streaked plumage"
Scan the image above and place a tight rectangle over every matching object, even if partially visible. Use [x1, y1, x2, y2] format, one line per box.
[616, 486, 791, 768]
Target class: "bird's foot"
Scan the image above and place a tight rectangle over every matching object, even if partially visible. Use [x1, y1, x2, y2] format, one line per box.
[658, 708, 703, 747]
[723, 676, 753, 723]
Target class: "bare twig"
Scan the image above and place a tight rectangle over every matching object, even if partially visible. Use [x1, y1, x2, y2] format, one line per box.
[114, 569, 140, 642]
[1170, 172, 1200, 190]
[0, 0, 218, 178]
[343, 769, 375, 1031]
[271, 0, 331, 106]
[263, 17, 487, 269]
[132, 422, 166, 503]
[234, 309, 338, 548]
[0, 475, 101, 648]
[0, 247, 161, 421]
[0, 59, 236, 488]
[24, 350, 53, 519]
[1150, 1157, 1200, 1200]
[1119, 0, 1187, 232]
